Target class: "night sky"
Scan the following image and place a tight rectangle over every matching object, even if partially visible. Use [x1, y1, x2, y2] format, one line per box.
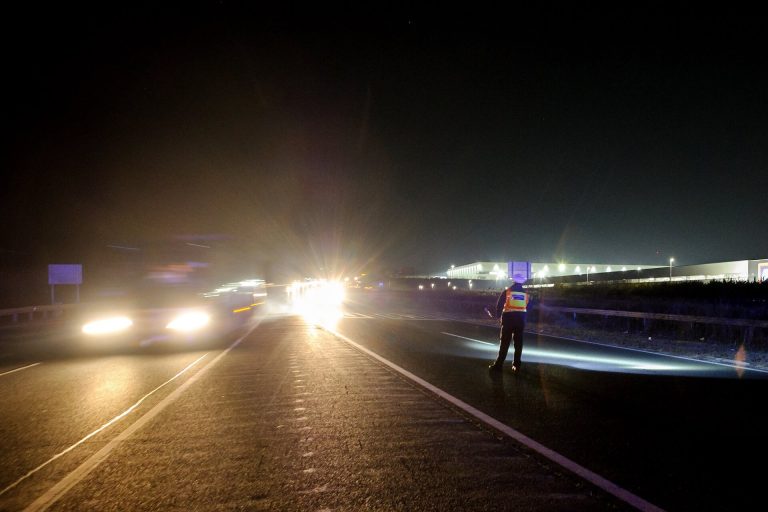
[3, 4, 767, 279]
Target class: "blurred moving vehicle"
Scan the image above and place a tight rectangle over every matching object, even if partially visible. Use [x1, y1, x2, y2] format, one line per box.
[77, 278, 267, 349]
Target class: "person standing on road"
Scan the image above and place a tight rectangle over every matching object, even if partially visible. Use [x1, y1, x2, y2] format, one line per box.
[489, 273, 530, 373]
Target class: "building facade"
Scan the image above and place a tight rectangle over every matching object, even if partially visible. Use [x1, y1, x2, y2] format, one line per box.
[444, 259, 768, 284]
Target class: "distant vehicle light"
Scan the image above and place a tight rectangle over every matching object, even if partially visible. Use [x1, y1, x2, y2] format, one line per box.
[82, 316, 133, 335]
[166, 311, 211, 332]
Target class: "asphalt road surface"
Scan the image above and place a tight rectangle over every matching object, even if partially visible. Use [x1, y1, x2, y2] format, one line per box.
[1, 291, 766, 511]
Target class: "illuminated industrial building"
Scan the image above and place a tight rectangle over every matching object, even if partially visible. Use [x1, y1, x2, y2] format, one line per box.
[443, 259, 768, 284]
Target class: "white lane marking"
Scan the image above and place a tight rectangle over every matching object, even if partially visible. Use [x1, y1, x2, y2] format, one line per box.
[442, 332, 496, 346]
[534, 331, 768, 374]
[343, 313, 374, 319]
[328, 328, 665, 512]
[449, 328, 768, 375]
[0, 355, 208, 500]
[382, 313, 414, 320]
[0, 362, 41, 377]
[443, 332, 688, 371]
[23, 320, 260, 512]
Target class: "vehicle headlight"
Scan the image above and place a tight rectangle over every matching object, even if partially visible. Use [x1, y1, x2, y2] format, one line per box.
[166, 311, 210, 332]
[82, 316, 133, 335]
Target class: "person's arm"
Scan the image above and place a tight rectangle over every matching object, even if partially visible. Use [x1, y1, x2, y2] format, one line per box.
[496, 290, 505, 318]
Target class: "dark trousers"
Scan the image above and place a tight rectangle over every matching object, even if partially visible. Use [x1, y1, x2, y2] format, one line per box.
[494, 313, 525, 367]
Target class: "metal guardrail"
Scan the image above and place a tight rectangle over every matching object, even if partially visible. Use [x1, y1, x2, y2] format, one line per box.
[3, 301, 767, 331]
[0, 304, 77, 324]
[540, 305, 768, 329]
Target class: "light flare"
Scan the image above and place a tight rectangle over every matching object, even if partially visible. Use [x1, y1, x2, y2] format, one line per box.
[288, 279, 345, 328]
[166, 311, 211, 332]
[735, 343, 747, 378]
[82, 316, 133, 335]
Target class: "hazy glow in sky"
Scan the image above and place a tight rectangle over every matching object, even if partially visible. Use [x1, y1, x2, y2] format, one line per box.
[3, 6, 767, 277]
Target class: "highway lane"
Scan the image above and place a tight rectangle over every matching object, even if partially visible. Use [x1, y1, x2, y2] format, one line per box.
[1, 294, 766, 511]
[0, 348, 216, 508]
[329, 303, 768, 512]
[0, 319, 252, 511]
[0, 314, 631, 511]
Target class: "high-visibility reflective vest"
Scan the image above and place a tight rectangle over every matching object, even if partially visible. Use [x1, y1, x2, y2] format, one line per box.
[502, 289, 529, 313]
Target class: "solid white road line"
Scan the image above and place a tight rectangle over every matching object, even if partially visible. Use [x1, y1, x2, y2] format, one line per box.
[22, 321, 261, 512]
[442, 332, 496, 345]
[534, 331, 768, 375]
[328, 327, 665, 512]
[447, 329, 768, 375]
[0, 355, 208, 500]
[0, 363, 41, 377]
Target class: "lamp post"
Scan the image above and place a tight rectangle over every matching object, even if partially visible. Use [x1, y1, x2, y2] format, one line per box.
[669, 258, 674, 281]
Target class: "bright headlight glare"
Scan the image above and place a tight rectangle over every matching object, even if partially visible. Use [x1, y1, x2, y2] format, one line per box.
[166, 311, 210, 332]
[82, 316, 133, 335]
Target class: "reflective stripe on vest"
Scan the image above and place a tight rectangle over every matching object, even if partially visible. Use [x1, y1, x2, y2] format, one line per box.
[503, 289, 528, 313]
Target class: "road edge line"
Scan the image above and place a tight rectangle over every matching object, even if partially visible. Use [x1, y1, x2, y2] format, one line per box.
[328, 327, 665, 512]
[23, 322, 260, 512]
[0, 362, 41, 377]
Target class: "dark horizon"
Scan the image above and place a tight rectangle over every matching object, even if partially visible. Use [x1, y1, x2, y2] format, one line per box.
[3, 5, 767, 279]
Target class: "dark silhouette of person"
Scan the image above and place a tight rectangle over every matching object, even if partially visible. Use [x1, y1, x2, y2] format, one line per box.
[489, 273, 530, 373]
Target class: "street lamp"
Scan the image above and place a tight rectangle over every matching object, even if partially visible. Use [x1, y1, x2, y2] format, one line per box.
[669, 258, 674, 281]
